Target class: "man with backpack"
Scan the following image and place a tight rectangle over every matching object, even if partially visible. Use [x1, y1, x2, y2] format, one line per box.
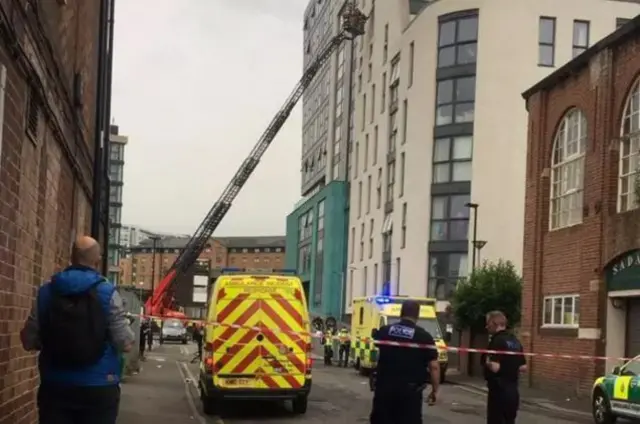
[20, 236, 135, 424]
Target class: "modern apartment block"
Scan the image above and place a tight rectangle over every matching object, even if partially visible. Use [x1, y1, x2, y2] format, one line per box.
[286, 0, 357, 319]
[346, 0, 640, 314]
[108, 124, 128, 284]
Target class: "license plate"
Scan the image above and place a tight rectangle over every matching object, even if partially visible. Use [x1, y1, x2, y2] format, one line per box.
[225, 378, 251, 386]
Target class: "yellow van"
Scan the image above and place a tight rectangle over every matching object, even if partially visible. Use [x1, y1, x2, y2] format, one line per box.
[198, 268, 312, 415]
[350, 296, 449, 383]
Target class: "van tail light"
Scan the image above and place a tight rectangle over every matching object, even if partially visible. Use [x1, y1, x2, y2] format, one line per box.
[204, 342, 214, 372]
[305, 343, 312, 373]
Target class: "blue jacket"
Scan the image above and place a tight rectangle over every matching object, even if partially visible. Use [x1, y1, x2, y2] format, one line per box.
[37, 266, 121, 386]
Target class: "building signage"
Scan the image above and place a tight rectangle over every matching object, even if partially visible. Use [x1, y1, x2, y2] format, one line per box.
[605, 249, 640, 292]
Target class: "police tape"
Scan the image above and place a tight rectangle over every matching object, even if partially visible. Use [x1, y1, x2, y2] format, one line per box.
[131, 313, 636, 362]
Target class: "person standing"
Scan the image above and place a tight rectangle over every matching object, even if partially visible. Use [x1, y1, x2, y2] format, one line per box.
[139, 318, 150, 361]
[370, 300, 440, 424]
[20, 236, 135, 424]
[322, 329, 334, 366]
[484, 310, 527, 424]
[337, 327, 351, 368]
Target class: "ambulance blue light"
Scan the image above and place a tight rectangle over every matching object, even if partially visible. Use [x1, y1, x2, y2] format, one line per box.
[375, 296, 392, 305]
[381, 281, 391, 297]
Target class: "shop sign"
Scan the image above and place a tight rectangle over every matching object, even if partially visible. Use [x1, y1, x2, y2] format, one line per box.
[605, 249, 640, 292]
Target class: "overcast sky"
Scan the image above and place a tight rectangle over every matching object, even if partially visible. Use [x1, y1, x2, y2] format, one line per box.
[111, 0, 305, 236]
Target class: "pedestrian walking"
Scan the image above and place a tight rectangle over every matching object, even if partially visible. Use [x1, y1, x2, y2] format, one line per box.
[337, 327, 351, 367]
[191, 323, 204, 364]
[20, 236, 135, 424]
[370, 300, 440, 424]
[139, 318, 150, 361]
[147, 319, 154, 351]
[484, 310, 527, 424]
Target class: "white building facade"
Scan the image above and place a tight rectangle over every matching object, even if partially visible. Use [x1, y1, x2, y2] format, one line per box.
[346, 0, 640, 313]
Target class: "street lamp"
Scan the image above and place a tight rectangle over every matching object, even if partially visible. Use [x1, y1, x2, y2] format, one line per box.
[465, 202, 479, 268]
[138, 281, 145, 301]
[473, 240, 487, 266]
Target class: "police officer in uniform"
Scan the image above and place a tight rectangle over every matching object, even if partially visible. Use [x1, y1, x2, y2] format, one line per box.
[337, 327, 351, 367]
[370, 300, 440, 424]
[323, 329, 334, 366]
[484, 310, 526, 424]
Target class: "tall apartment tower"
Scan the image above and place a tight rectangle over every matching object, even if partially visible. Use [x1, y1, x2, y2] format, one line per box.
[285, 0, 357, 319]
[108, 124, 128, 284]
[346, 0, 640, 314]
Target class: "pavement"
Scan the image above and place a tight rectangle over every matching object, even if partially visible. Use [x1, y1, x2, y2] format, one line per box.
[116, 342, 597, 423]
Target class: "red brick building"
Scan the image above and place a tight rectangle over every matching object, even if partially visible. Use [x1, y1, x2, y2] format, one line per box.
[0, 2, 101, 423]
[522, 16, 640, 395]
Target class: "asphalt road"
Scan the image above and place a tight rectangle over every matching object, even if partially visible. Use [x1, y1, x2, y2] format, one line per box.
[117, 343, 593, 424]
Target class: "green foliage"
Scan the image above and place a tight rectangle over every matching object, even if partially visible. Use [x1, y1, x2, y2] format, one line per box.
[451, 259, 523, 331]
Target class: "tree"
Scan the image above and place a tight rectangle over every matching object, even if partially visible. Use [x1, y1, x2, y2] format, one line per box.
[451, 259, 523, 331]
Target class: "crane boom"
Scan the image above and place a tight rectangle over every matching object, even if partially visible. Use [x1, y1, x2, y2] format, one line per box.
[145, 4, 367, 316]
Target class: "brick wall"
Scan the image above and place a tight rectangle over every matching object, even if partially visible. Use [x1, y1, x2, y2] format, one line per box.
[0, 1, 100, 423]
[523, 30, 640, 395]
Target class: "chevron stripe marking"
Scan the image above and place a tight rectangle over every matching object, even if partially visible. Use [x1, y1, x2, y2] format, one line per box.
[213, 300, 260, 351]
[216, 293, 250, 322]
[271, 294, 303, 325]
[260, 301, 307, 351]
[231, 346, 262, 374]
[215, 325, 262, 365]
[260, 329, 306, 374]
[266, 357, 302, 388]
[261, 373, 279, 389]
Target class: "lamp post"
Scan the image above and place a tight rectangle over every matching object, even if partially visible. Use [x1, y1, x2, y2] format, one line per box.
[473, 240, 487, 266]
[138, 281, 145, 301]
[465, 202, 479, 268]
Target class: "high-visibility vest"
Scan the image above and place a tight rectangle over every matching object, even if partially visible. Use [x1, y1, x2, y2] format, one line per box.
[338, 332, 350, 344]
[324, 332, 333, 346]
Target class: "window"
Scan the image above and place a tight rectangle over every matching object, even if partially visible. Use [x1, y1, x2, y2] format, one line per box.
[317, 200, 325, 231]
[369, 219, 374, 258]
[572, 20, 589, 58]
[314, 236, 324, 305]
[401, 203, 407, 248]
[25, 87, 41, 142]
[428, 253, 468, 300]
[363, 266, 368, 296]
[360, 223, 365, 261]
[437, 15, 478, 68]
[550, 109, 586, 229]
[617, 18, 631, 29]
[371, 84, 376, 123]
[390, 55, 400, 83]
[367, 175, 372, 213]
[358, 181, 363, 217]
[430, 194, 470, 241]
[389, 110, 398, 152]
[350, 227, 355, 263]
[542, 295, 580, 327]
[433, 136, 473, 183]
[376, 167, 382, 208]
[362, 93, 367, 130]
[435, 76, 476, 126]
[620, 78, 640, 212]
[399, 152, 405, 197]
[402, 99, 408, 145]
[386, 161, 395, 203]
[298, 245, 312, 273]
[381, 73, 386, 113]
[349, 270, 355, 306]
[373, 126, 378, 165]
[408, 42, 415, 86]
[355, 141, 360, 174]
[383, 24, 389, 63]
[538, 17, 556, 66]
[373, 263, 378, 294]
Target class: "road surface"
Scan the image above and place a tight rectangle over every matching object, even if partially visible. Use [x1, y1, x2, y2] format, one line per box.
[117, 343, 594, 424]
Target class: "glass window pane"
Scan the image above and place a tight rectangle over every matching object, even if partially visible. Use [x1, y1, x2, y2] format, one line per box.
[431, 197, 447, 219]
[457, 17, 478, 42]
[433, 163, 450, 183]
[553, 298, 563, 324]
[452, 161, 472, 181]
[539, 45, 554, 66]
[454, 102, 475, 123]
[453, 136, 473, 159]
[429, 256, 446, 277]
[438, 46, 456, 68]
[456, 77, 476, 102]
[543, 298, 552, 324]
[539, 18, 555, 44]
[430, 222, 448, 241]
[573, 21, 588, 47]
[572, 47, 586, 58]
[449, 220, 469, 240]
[448, 253, 468, 277]
[436, 105, 453, 126]
[450, 194, 470, 218]
[437, 80, 454, 104]
[574, 297, 580, 325]
[434, 138, 451, 162]
[457, 43, 477, 65]
[438, 21, 456, 46]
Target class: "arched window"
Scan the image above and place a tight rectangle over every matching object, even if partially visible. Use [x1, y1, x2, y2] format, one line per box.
[619, 78, 640, 212]
[550, 108, 587, 230]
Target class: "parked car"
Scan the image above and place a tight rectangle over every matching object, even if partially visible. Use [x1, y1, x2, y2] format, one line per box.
[160, 318, 188, 345]
[592, 354, 640, 423]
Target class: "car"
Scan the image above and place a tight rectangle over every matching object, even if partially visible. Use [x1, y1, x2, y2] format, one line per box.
[592, 355, 640, 423]
[160, 318, 188, 345]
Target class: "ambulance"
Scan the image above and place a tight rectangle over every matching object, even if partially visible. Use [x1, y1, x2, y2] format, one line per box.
[198, 268, 313, 416]
[349, 296, 450, 383]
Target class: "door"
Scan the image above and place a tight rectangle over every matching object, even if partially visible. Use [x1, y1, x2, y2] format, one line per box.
[626, 299, 640, 358]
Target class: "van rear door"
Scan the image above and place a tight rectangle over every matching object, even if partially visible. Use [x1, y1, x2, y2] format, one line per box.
[212, 275, 309, 391]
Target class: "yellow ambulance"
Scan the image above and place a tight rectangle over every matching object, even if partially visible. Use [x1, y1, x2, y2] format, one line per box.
[198, 268, 312, 416]
[349, 296, 450, 383]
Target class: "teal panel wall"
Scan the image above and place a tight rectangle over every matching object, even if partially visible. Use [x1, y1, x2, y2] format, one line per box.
[285, 182, 348, 318]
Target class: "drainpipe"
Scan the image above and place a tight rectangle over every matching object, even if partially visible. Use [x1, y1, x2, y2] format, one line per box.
[91, 0, 110, 239]
[101, 0, 116, 276]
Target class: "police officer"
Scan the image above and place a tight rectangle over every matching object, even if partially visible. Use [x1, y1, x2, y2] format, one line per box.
[337, 327, 351, 367]
[370, 300, 440, 424]
[484, 310, 526, 424]
[323, 329, 334, 366]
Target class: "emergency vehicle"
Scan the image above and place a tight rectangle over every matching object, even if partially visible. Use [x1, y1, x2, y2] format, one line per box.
[349, 296, 450, 383]
[198, 268, 313, 415]
[592, 355, 640, 423]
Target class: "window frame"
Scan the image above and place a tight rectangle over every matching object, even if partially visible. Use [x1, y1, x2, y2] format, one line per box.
[428, 252, 468, 300]
[619, 78, 640, 212]
[429, 194, 471, 241]
[437, 15, 479, 68]
[538, 16, 556, 67]
[432, 135, 473, 183]
[435, 76, 476, 126]
[572, 20, 590, 58]
[549, 108, 587, 230]
[541, 294, 580, 328]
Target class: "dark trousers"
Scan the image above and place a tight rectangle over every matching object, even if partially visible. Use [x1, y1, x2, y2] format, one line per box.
[324, 345, 333, 365]
[338, 344, 350, 366]
[370, 387, 422, 424]
[487, 386, 519, 424]
[38, 383, 120, 424]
